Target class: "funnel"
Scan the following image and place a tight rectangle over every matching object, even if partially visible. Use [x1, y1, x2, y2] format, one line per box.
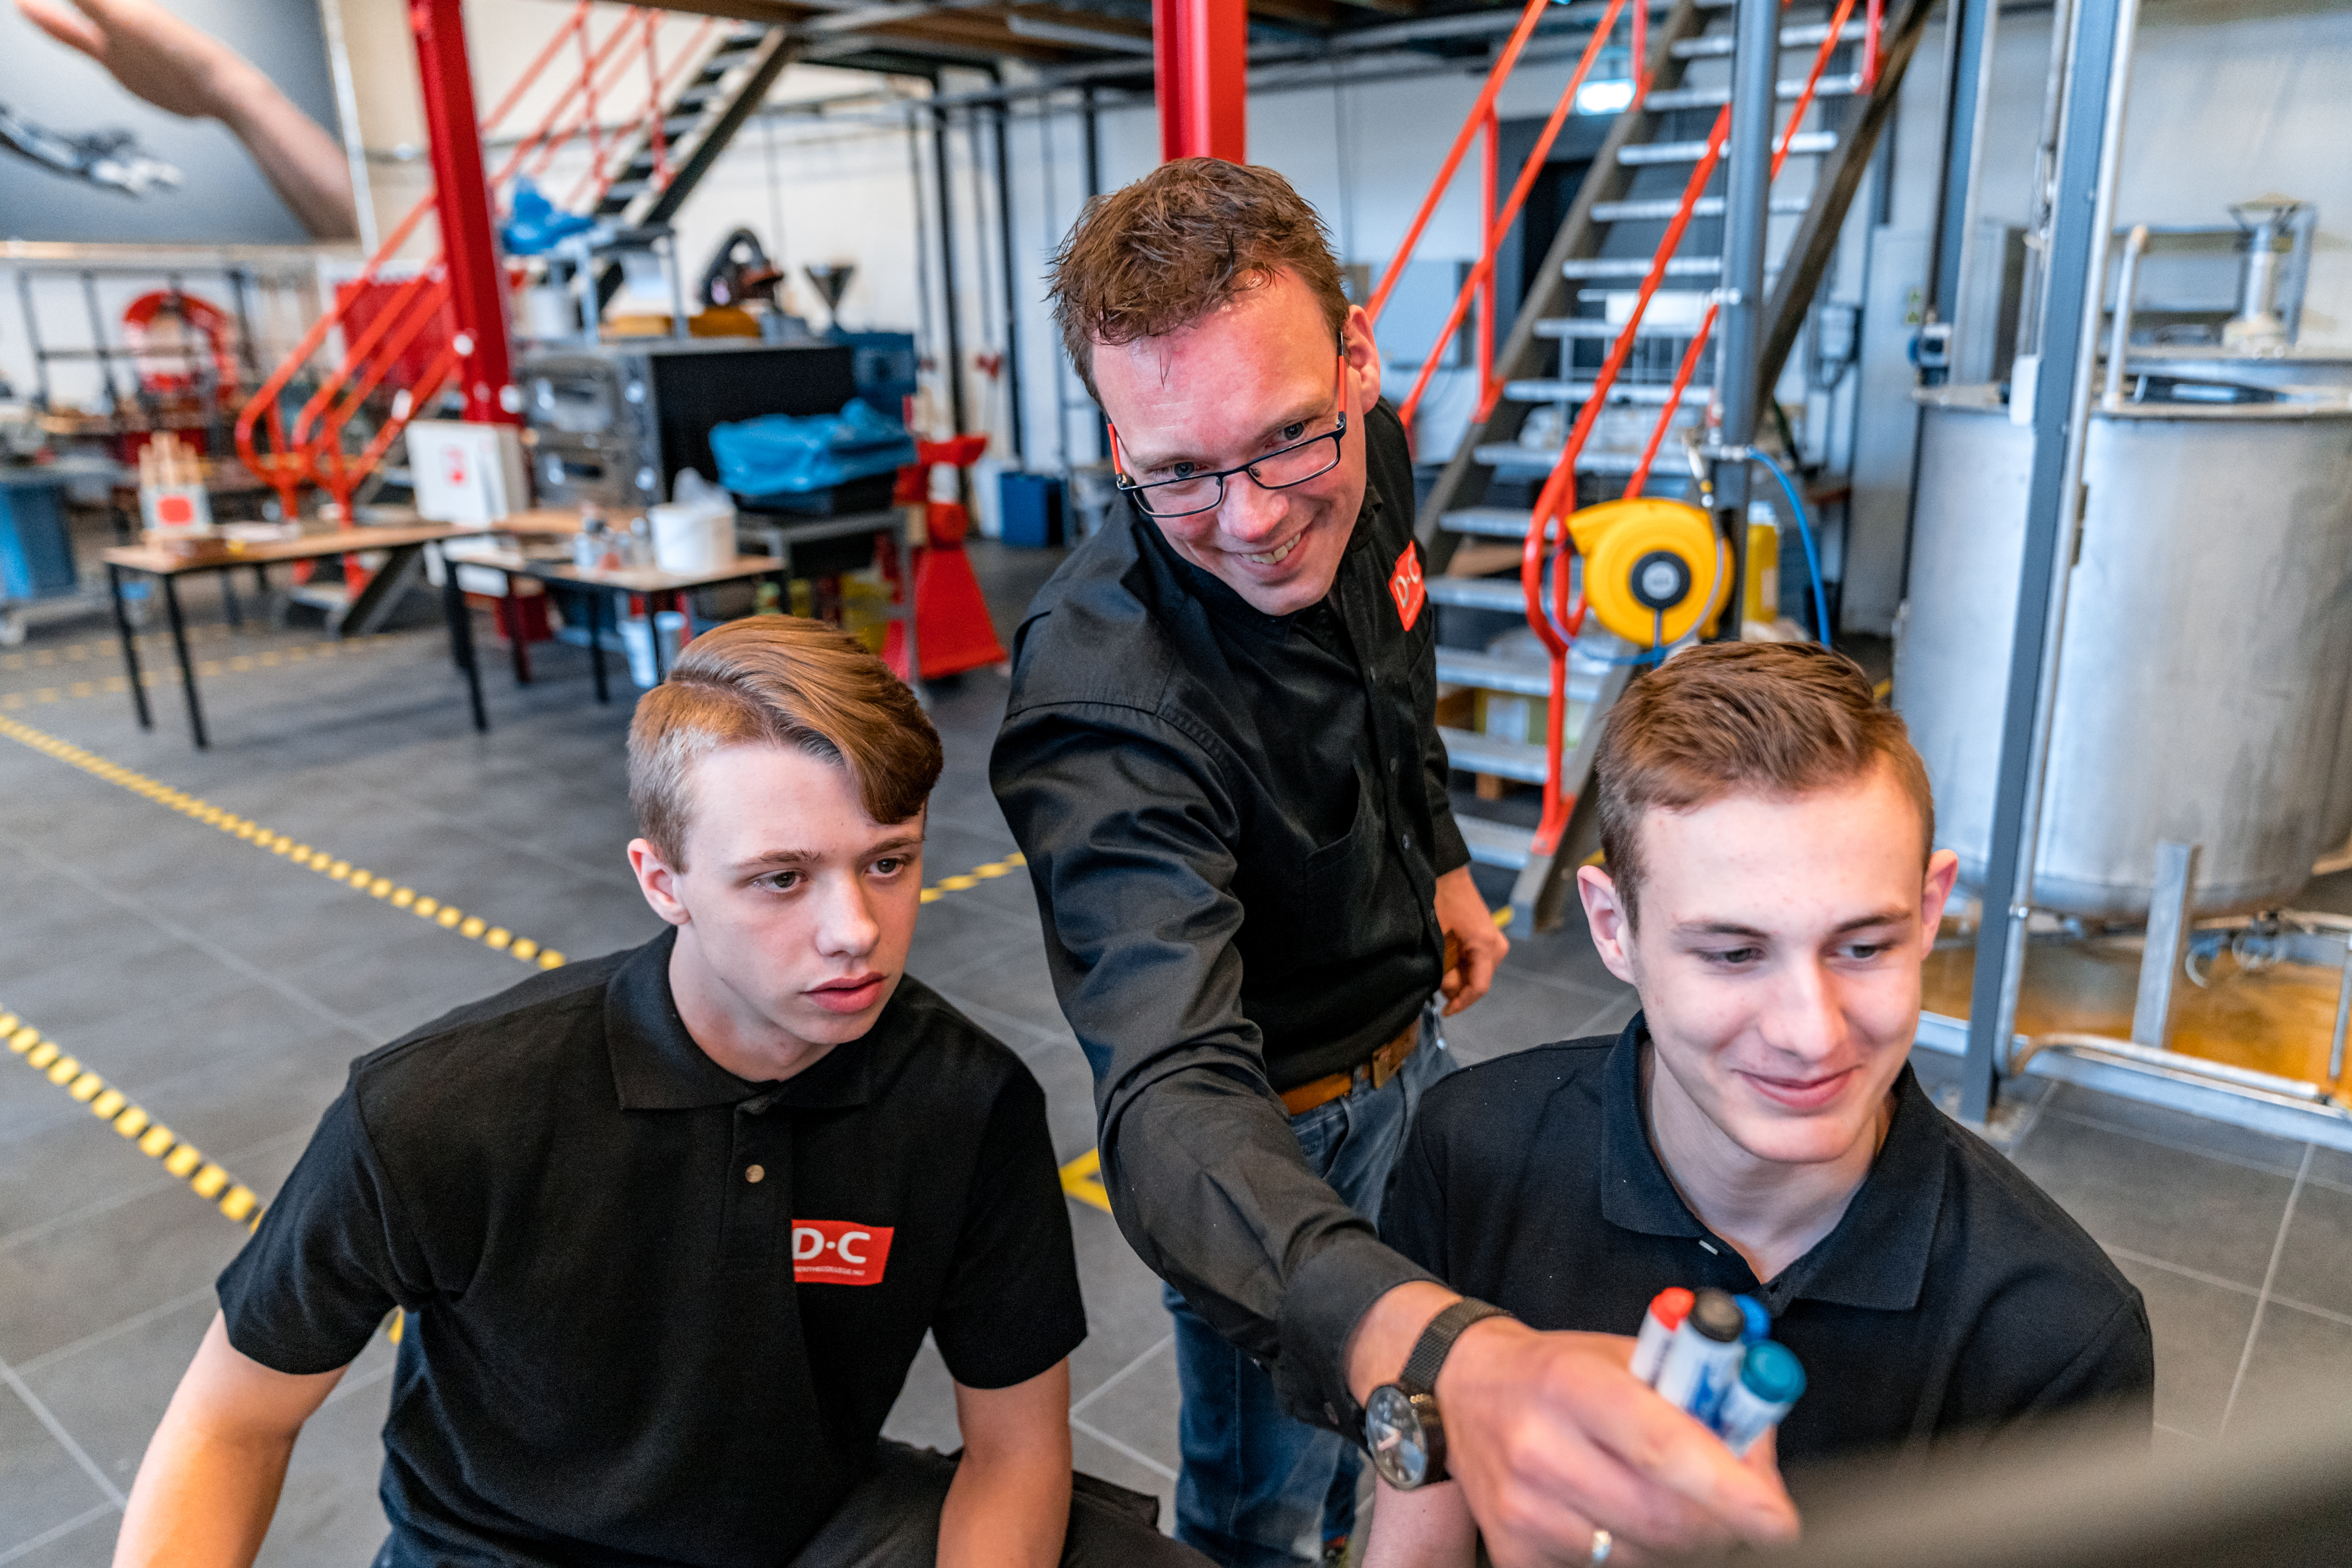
[803, 262, 856, 327]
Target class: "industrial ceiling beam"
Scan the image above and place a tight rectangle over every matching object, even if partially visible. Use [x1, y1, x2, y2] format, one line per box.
[410, 0, 514, 424]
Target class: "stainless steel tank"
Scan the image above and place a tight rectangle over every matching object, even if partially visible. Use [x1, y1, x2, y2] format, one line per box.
[1895, 382, 2352, 918]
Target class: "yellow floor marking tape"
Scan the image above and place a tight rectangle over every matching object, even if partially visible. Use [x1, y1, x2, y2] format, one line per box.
[0, 622, 245, 671]
[0, 714, 567, 971]
[1058, 1148, 1112, 1214]
[0, 636, 392, 709]
[2, 1007, 264, 1229]
[916, 851, 1024, 905]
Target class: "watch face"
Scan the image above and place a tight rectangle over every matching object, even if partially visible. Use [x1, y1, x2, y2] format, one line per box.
[1364, 1384, 1432, 1490]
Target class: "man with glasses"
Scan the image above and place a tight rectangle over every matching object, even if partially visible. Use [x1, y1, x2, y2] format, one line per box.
[991, 160, 1796, 1568]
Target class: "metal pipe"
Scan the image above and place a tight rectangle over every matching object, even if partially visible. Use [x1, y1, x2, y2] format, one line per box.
[991, 100, 1025, 465]
[1924, 0, 1998, 380]
[2014, 1033, 2338, 1106]
[1961, 0, 2140, 1123]
[2102, 222, 2147, 410]
[2332, 933, 2352, 1087]
[931, 105, 969, 438]
[1712, 0, 1781, 640]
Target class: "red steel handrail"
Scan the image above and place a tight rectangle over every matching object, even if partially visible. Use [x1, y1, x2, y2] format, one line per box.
[1364, 0, 1553, 327]
[232, 3, 713, 523]
[1622, 0, 1862, 501]
[1393, 0, 1636, 436]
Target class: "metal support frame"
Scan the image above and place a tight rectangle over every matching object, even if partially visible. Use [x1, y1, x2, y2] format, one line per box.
[2131, 842, 2199, 1049]
[412, 0, 516, 425]
[931, 105, 970, 438]
[1923, 0, 1998, 371]
[1709, 0, 1781, 639]
[1153, 0, 1247, 162]
[1959, 0, 2140, 1123]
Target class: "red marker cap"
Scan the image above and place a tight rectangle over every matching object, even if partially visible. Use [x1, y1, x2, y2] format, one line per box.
[1650, 1287, 1694, 1331]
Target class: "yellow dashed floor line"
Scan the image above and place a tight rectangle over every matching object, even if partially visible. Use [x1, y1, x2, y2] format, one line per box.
[917, 852, 1024, 904]
[3, 1007, 263, 1228]
[1058, 1148, 1112, 1214]
[0, 714, 567, 971]
[0, 634, 396, 710]
[0, 622, 238, 671]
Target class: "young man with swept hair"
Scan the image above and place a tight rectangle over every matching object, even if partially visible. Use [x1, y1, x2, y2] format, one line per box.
[116, 617, 1206, 1568]
[1366, 642, 2155, 1566]
[993, 157, 1794, 1568]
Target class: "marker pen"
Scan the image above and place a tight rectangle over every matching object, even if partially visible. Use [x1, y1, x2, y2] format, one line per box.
[1630, 1289, 1695, 1385]
[1733, 1294, 1770, 1346]
[1712, 1339, 1806, 1457]
[1651, 1288, 1747, 1425]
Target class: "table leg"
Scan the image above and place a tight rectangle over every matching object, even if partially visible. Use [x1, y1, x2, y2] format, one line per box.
[441, 555, 488, 733]
[649, 591, 670, 683]
[505, 579, 532, 687]
[891, 523, 927, 705]
[107, 563, 152, 731]
[160, 575, 207, 749]
[587, 589, 609, 704]
[220, 569, 242, 630]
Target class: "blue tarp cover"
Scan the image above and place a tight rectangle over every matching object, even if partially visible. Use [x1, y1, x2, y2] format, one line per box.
[709, 400, 916, 497]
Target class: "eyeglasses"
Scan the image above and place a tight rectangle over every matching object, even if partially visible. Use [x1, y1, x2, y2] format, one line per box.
[1109, 355, 1350, 520]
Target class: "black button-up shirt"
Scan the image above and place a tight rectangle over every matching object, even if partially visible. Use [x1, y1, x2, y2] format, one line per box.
[991, 402, 1467, 1434]
[218, 930, 1086, 1566]
[1384, 1018, 2155, 1486]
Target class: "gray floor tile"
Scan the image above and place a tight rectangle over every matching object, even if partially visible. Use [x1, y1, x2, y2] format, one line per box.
[2106, 1252, 2259, 1440]
[253, 1365, 397, 1568]
[14, 1293, 214, 1491]
[1439, 967, 1617, 1067]
[2038, 1081, 2309, 1179]
[1069, 1427, 1177, 1531]
[1066, 1208, 1178, 1411]
[2271, 1177, 2352, 1320]
[0, 1378, 114, 1553]
[0, 1506, 118, 1568]
[2222, 1298, 2352, 1439]
[2009, 1117, 2296, 1288]
[1068, 1336, 1180, 1476]
[879, 1334, 962, 1455]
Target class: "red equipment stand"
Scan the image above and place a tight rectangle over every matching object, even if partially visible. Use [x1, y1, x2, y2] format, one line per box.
[883, 436, 1007, 682]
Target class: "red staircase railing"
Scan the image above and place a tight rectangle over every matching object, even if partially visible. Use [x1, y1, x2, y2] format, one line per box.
[234, 3, 711, 522]
[1366, 0, 1880, 868]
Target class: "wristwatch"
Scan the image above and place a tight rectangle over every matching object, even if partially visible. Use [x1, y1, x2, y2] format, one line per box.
[1362, 1298, 1514, 1490]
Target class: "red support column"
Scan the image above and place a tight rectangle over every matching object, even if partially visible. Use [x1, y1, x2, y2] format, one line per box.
[1153, 0, 1247, 163]
[411, 0, 518, 424]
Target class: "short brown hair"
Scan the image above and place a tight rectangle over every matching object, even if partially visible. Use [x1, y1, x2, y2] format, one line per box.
[1048, 158, 1351, 398]
[1592, 642, 1934, 929]
[628, 617, 941, 867]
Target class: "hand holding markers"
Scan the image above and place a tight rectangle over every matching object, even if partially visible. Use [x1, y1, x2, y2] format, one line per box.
[1632, 1288, 1806, 1457]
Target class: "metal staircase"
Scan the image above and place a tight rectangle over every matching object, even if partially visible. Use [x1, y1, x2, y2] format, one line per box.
[1369, 0, 1939, 929]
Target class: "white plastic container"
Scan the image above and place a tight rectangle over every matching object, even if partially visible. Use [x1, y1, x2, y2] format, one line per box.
[618, 610, 688, 688]
[648, 502, 733, 575]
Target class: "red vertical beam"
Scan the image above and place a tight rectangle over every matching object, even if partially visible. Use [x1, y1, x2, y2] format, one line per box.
[411, 0, 518, 424]
[1477, 108, 1497, 391]
[1154, 0, 1247, 162]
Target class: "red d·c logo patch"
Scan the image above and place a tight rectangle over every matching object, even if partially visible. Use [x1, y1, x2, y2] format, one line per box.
[1389, 542, 1425, 631]
[793, 1220, 894, 1286]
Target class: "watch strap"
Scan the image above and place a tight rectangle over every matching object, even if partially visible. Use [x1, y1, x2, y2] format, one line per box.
[1400, 1298, 1512, 1395]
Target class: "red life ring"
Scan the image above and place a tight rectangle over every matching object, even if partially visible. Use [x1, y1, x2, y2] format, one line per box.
[121, 290, 240, 397]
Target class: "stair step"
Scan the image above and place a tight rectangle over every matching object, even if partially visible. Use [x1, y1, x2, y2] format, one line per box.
[1674, 19, 1864, 58]
[709, 31, 770, 55]
[1592, 194, 1810, 222]
[603, 179, 653, 200]
[662, 114, 706, 136]
[1444, 506, 1555, 541]
[1536, 317, 1714, 340]
[1563, 255, 1720, 279]
[1457, 815, 1538, 872]
[1427, 576, 1533, 614]
[1439, 727, 1550, 785]
[1644, 71, 1862, 111]
[1620, 130, 1836, 165]
[1504, 379, 1685, 405]
[1477, 442, 1665, 472]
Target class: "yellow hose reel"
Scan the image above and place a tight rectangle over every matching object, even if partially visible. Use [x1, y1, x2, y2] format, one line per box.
[1567, 497, 1730, 648]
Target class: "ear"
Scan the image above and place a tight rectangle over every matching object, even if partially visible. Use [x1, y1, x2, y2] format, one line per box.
[628, 837, 692, 928]
[1921, 848, 1961, 938]
[1575, 864, 1639, 987]
[1342, 303, 1382, 415]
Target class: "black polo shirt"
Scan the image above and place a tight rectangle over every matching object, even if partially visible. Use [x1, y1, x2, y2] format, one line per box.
[1383, 1018, 2153, 1486]
[219, 929, 1087, 1567]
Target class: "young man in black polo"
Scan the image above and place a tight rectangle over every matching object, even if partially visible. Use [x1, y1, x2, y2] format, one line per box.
[1365, 642, 2156, 1566]
[115, 617, 1207, 1568]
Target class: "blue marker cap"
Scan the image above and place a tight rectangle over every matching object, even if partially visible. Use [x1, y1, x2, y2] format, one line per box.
[1738, 1340, 1806, 1404]
[1733, 1295, 1770, 1345]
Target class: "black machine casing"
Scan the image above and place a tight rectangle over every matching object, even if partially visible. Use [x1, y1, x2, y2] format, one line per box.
[518, 338, 857, 511]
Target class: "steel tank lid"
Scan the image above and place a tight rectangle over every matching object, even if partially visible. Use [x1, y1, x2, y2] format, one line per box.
[1913, 381, 2352, 422]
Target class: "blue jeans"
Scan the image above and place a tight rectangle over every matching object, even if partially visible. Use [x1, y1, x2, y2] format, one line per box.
[1166, 1005, 1456, 1568]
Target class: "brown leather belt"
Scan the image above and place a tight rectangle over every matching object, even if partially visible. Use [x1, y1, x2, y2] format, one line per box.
[1279, 1016, 1421, 1117]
